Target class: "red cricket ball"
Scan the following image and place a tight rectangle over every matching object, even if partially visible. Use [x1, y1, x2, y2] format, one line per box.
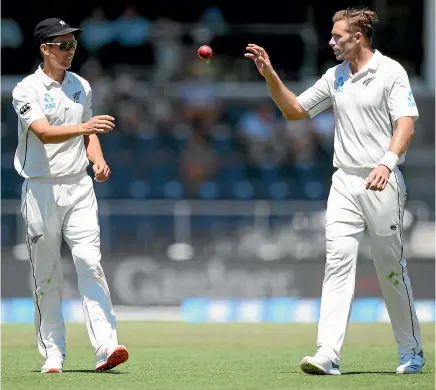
[198, 45, 213, 60]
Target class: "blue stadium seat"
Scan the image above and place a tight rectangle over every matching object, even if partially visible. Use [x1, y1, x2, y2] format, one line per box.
[198, 180, 220, 199]
[108, 164, 134, 199]
[255, 162, 282, 198]
[162, 180, 184, 199]
[147, 161, 178, 198]
[291, 162, 327, 200]
[259, 162, 280, 184]
[218, 156, 247, 198]
[303, 181, 325, 200]
[93, 182, 113, 199]
[293, 162, 323, 182]
[171, 124, 191, 153]
[136, 131, 161, 154]
[232, 180, 255, 200]
[128, 180, 151, 199]
[268, 181, 291, 200]
[210, 124, 233, 154]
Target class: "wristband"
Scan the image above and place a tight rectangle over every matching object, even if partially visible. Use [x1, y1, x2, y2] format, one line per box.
[379, 151, 399, 172]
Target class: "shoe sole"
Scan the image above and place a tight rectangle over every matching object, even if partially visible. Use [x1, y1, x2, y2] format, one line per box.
[96, 346, 129, 371]
[300, 360, 327, 375]
[41, 368, 62, 373]
[300, 358, 341, 376]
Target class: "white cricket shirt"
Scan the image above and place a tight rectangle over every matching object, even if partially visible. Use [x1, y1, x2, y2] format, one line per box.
[296, 50, 419, 169]
[12, 65, 93, 178]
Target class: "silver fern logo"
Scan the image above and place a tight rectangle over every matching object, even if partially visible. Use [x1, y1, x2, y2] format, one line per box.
[72, 91, 81, 103]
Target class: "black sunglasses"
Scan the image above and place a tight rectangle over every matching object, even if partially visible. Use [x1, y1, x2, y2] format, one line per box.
[46, 40, 77, 51]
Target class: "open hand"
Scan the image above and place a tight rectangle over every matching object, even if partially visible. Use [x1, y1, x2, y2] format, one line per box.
[244, 44, 274, 79]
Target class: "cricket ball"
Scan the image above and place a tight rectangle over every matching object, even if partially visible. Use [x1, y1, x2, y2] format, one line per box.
[198, 45, 213, 60]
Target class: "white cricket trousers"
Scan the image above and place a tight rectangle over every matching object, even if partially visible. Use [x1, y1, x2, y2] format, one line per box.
[21, 171, 118, 360]
[317, 167, 422, 365]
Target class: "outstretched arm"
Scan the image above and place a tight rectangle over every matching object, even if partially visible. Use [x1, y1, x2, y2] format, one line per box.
[245, 44, 333, 121]
[245, 44, 308, 120]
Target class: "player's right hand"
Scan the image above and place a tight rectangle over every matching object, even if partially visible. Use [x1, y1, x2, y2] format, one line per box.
[244, 44, 274, 79]
[82, 115, 115, 135]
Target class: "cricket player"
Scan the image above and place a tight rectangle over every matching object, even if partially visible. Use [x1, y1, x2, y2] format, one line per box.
[12, 18, 129, 373]
[245, 8, 425, 375]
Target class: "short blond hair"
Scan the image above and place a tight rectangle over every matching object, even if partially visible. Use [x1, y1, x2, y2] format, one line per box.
[333, 8, 379, 41]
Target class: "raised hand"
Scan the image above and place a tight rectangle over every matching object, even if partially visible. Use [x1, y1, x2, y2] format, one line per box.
[244, 44, 274, 79]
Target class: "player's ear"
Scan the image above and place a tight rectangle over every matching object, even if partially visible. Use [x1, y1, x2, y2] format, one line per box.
[354, 32, 363, 43]
[40, 43, 49, 56]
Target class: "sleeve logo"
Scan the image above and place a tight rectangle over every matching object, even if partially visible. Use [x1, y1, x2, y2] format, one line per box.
[408, 90, 417, 107]
[19, 103, 32, 115]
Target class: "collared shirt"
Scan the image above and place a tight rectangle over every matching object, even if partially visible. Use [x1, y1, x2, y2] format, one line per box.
[12, 65, 92, 178]
[296, 50, 419, 169]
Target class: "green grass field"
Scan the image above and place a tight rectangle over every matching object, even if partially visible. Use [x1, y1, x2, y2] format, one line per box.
[1, 322, 434, 390]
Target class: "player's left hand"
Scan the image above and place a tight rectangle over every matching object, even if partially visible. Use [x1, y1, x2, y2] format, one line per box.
[93, 160, 111, 182]
[365, 165, 390, 191]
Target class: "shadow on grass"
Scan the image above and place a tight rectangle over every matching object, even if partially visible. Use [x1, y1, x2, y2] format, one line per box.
[342, 371, 396, 375]
[32, 370, 125, 374]
[274, 370, 397, 375]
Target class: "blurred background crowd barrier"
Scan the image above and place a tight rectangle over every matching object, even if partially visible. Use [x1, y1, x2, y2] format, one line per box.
[1, 1, 434, 322]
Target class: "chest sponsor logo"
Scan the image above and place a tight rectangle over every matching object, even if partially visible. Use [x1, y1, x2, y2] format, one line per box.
[334, 75, 344, 92]
[44, 93, 56, 110]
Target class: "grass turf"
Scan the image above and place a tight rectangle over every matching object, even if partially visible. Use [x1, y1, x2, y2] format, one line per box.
[1, 322, 434, 390]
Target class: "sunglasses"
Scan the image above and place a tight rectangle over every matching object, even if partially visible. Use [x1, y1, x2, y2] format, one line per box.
[46, 40, 77, 51]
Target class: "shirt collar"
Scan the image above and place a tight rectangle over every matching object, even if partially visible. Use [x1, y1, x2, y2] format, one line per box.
[366, 49, 382, 71]
[35, 64, 72, 86]
[346, 49, 382, 81]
